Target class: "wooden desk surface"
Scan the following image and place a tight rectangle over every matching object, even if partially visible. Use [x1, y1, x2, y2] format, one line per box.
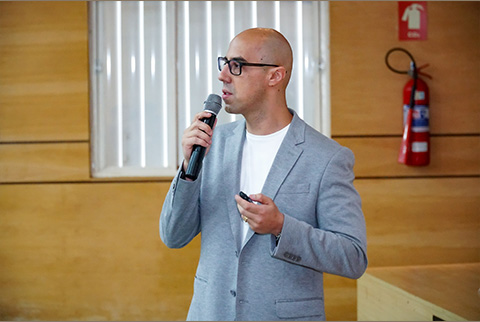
[358, 263, 480, 321]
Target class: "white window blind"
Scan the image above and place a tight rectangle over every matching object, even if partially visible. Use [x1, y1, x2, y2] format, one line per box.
[89, 1, 330, 178]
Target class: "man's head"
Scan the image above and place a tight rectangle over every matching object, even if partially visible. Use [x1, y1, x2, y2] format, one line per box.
[218, 28, 293, 116]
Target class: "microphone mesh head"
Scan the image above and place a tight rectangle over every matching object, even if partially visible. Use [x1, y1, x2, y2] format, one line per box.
[204, 94, 223, 115]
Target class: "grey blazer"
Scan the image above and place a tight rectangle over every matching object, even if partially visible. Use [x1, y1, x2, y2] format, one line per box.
[160, 110, 367, 321]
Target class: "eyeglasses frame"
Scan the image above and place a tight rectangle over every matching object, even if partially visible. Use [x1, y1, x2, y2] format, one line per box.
[217, 56, 280, 76]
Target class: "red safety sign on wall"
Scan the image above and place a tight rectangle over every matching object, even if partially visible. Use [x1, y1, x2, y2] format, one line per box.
[399, 1, 427, 41]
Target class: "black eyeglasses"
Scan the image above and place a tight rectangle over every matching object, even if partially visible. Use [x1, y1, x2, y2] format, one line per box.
[217, 56, 279, 76]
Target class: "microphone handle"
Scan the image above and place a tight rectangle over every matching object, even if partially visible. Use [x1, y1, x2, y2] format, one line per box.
[185, 114, 217, 180]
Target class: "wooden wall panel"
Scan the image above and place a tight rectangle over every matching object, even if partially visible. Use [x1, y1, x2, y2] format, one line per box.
[0, 143, 90, 183]
[356, 177, 480, 267]
[324, 274, 358, 322]
[0, 183, 199, 321]
[0, 1, 88, 142]
[330, 1, 480, 136]
[337, 136, 480, 178]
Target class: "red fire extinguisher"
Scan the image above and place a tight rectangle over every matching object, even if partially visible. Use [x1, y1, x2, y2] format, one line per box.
[385, 48, 432, 166]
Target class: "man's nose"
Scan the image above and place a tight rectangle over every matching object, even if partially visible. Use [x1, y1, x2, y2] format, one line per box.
[218, 64, 231, 83]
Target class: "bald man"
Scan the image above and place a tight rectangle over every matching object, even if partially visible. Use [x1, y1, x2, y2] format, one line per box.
[160, 28, 367, 321]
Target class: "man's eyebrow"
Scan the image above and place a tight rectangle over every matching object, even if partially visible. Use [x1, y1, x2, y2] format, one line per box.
[230, 56, 247, 62]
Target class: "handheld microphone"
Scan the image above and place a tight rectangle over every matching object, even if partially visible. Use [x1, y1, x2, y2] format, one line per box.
[185, 94, 222, 180]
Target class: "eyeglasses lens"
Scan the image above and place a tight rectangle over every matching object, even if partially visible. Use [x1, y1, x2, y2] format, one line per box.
[229, 60, 241, 76]
[218, 57, 242, 76]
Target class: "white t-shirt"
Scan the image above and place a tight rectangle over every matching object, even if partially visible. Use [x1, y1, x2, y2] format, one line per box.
[239, 124, 290, 243]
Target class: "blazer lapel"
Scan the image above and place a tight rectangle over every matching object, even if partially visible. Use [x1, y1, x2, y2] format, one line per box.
[243, 111, 305, 246]
[222, 120, 247, 253]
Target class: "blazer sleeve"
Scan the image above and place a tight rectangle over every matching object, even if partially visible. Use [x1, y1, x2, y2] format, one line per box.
[271, 146, 368, 279]
[159, 167, 202, 248]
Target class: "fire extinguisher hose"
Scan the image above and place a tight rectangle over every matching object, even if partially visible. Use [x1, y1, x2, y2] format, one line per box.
[385, 47, 419, 112]
[385, 47, 432, 79]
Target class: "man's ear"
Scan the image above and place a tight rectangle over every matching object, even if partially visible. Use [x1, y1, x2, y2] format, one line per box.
[268, 67, 286, 87]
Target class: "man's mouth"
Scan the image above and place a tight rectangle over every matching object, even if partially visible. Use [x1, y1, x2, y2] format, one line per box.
[222, 89, 232, 100]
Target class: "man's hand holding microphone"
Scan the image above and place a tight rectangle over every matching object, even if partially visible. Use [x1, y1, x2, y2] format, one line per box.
[181, 94, 222, 181]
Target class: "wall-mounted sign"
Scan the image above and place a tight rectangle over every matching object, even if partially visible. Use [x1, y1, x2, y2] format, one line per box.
[399, 1, 427, 41]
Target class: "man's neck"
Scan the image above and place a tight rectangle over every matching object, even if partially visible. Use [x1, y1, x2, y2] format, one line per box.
[245, 106, 293, 135]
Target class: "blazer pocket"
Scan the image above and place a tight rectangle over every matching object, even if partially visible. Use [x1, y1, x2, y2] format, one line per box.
[277, 183, 310, 194]
[275, 297, 324, 319]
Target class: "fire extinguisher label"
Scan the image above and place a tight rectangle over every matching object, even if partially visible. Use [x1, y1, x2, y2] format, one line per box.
[412, 142, 428, 152]
[403, 104, 429, 132]
[415, 91, 425, 100]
